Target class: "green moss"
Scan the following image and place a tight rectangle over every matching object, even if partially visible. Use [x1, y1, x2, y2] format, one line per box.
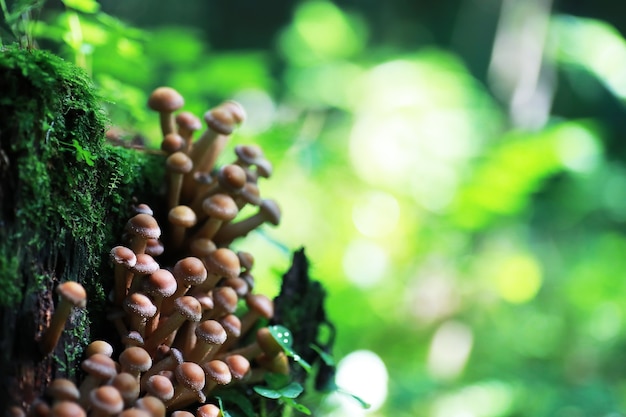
[0, 43, 164, 310]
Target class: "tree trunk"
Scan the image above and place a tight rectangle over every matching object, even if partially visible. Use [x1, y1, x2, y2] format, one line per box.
[0, 45, 164, 412]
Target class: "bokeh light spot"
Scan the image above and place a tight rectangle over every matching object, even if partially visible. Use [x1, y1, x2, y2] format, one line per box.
[335, 350, 388, 413]
[427, 320, 473, 381]
[493, 254, 542, 304]
[352, 191, 400, 237]
[342, 239, 388, 288]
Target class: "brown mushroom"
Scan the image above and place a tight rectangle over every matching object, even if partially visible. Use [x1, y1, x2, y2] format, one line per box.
[144, 296, 202, 354]
[167, 205, 197, 251]
[148, 87, 185, 137]
[166, 151, 193, 210]
[165, 362, 206, 410]
[39, 281, 87, 355]
[212, 199, 280, 245]
[125, 214, 162, 256]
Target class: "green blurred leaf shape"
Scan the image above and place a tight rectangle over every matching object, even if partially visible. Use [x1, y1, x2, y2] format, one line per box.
[61, 0, 100, 13]
[268, 325, 312, 372]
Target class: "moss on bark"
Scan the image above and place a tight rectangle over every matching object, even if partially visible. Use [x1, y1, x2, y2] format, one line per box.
[0, 44, 165, 409]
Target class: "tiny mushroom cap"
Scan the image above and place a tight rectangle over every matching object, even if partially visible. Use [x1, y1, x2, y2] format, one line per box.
[57, 281, 87, 308]
[218, 314, 242, 339]
[168, 205, 197, 229]
[81, 353, 118, 381]
[111, 372, 140, 406]
[145, 239, 165, 257]
[118, 409, 153, 417]
[134, 396, 166, 417]
[131, 253, 160, 276]
[46, 378, 80, 403]
[221, 100, 247, 125]
[202, 359, 232, 393]
[166, 151, 193, 175]
[28, 400, 50, 417]
[90, 386, 124, 416]
[124, 293, 157, 323]
[110, 246, 137, 270]
[239, 293, 273, 335]
[237, 251, 255, 272]
[221, 276, 249, 298]
[201, 248, 241, 290]
[174, 362, 206, 401]
[148, 87, 185, 113]
[209, 286, 239, 319]
[216, 164, 247, 193]
[202, 194, 239, 221]
[125, 214, 162, 254]
[119, 346, 153, 377]
[189, 238, 216, 259]
[175, 111, 203, 137]
[234, 144, 264, 166]
[173, 257, 208, 287]
[133, 204, 154, 216]
[224, 354, 251, 381]
[171, 412, 194, 417]
[256, 326, 284, 358]
[122, 331, 145, 348]
[187, 320, 227, 363]
[145, 375, 175, 402]
[50, 401, 85, 417]
[204, 106, 236, 135]
[85, 340, 114, 358]
[196, 404, 221, 417]
[143, 269, 178, 300]
[161, 132, 185, 154]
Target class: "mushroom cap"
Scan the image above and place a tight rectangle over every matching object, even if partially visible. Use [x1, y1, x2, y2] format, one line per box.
[239, 182, 262, 206]
[166, 151, 193, 174]
[171, 412, 194, 417]
[168, 205, 197, 229]
[217, 164, 247, 192]
[239, 271, 255, 292]
[245, 293, 274, 319]
[81, 353, 117, 380]
[189, 288, 214, 311]
[218, 314, 241, 338]
[57, 281, 87, 308]
[85, 340, 114, 358]
[131, 253, 160, 275]
[237, 251, 255, 271]
[224, 354, 251, 381]
[174, 296, 203, 322]
[202, 194, 238, 221]
[195, 320, 227, 345]
[205, 248, 241, 280]
[126, 214, 162, 240]
[201, 360, 232, 385]
[234, 144, 263, 166]
[211, 286, 239, 315]
[111, 372, 140, 404]
[203, 107, 235, 135]
[189, 238, 217, 259]
[175, 362, 206, 391]
[134, 396, 166, 417]
[119, 346, 152, 374]
[222, 276, 249, 298]
[144, 269, 177, 299]
[259, 199, 281, 225]
[110, 246, 137, 269]
[90, 386, 124, 415]
[161, 132, 184, 154]
[148, 87, 184, 113]
[173, 257, 208, 287]
[122, 331, 144, 347]
[46, 378, 80, 402]
[145, 238, 164, 257]
[175, 111, 202, 132]
[221, 100, 246, 124]
[50, 401, 85, 417]
[196, 404, 221, 417]
[145, 374, 174, 401]
[119, 409, 153, 417]
[123, 292, 157, 319]
[133, 204, 154, 216]
[257, 327, 283, 357]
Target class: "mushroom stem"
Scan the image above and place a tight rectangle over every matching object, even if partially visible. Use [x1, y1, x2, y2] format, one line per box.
[212, 199, 280, 245]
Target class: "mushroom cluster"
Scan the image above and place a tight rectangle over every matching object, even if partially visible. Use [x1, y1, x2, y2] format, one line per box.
[28, 87, 293, 416]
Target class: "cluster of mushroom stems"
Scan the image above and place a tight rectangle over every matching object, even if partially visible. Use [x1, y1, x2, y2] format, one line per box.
[25, 87, 289, 417]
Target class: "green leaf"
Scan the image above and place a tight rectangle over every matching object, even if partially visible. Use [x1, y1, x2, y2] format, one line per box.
[310, 343, 335, 366]
[61, 0, 100, 13]
[279, 382, 304, 399]
[265, 372, 290, 388]
[283, 398, 312, 415]
[253, 386, 283, 399]
[268, 325, 312, 372]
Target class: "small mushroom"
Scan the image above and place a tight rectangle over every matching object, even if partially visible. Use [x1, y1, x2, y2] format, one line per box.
[78, 353, 118, 407]
[123, 292, 157, 338]
[196, 248, 240, 292]
[161, 257, 207, 315]
[45, 378, 80, 404]
[118, 346, 152, 380]
[212, 199, 281, 245]
[161, 132, 185, 155]
[111, 372, 140, 407]
[125, 214, 162, 256]
[142, 268, 178, 336]
[49, 401, 85, 417]
[89, 386, 124, 417]
[175, 111, 202, 152]
[187, 319, 227, 363]
[189, 165, 247, 215]
[239, 293, 274, 336]
[148, 87, 185, 137]
[165, 362, 206, 410]
[192, 194, 239, 241]
[144, 296, 202, 354]
[110, 246, 137, 308]
[39, 281, 87, 355]
[139, 348, 184, 392]
[167, 205, 197, 251]
[201, 359, 232, 397]
[196, 404, 221, 417]
[224, 354, 251, 382]
[134, 396, 167, 417]
[145, 374, 175, 403]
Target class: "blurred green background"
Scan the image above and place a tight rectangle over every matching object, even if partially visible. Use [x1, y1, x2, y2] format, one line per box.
[7, 0, 626, 415]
